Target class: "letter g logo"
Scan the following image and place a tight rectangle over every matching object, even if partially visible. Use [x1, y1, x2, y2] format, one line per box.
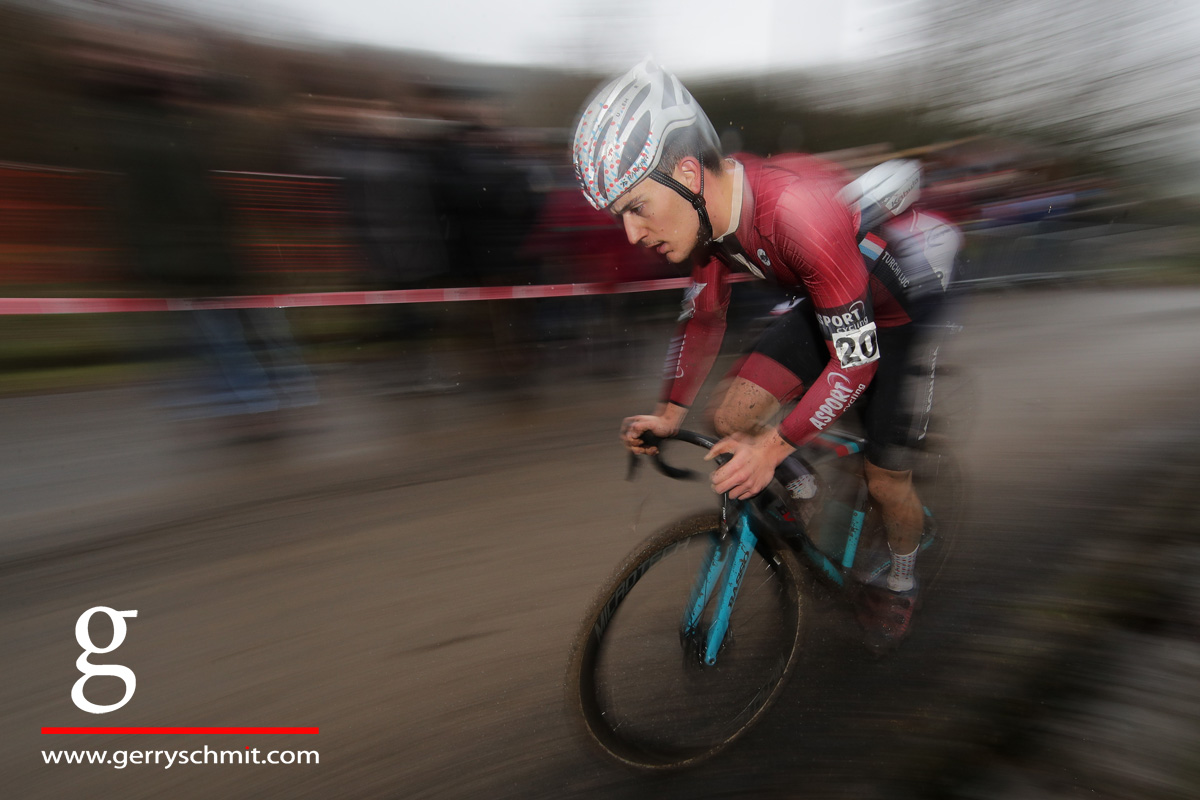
[72, 607, 138, 714]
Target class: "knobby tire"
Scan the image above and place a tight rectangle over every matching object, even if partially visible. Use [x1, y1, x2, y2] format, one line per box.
[566, 511, 805, 770]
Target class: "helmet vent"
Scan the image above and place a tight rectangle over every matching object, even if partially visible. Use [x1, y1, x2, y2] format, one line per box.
[618, 84, 652, 140]
[620, 115, 653, 178]
[661, 76, 678, 108]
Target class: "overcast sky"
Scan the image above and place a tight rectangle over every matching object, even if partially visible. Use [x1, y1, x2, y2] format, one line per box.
[186, 0, 902, 77]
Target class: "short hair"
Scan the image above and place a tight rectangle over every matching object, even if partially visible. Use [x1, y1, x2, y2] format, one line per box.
[659, 124, 725, 177]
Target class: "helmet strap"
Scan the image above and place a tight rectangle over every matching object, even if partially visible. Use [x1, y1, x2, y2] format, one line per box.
[650, 153, 714, 246]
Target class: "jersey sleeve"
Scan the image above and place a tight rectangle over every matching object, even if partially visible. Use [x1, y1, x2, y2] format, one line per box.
[660, 257, 731, 409]
[771, 186, 881, 446]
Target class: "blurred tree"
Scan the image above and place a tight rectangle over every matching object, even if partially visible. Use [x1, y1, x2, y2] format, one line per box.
[908, 0, 1200, 196]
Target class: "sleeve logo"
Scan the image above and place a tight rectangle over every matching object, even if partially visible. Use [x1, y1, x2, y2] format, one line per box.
[809, 372, 868, 430]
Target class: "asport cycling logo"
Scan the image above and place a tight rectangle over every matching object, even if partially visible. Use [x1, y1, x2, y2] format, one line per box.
[808, 372, 867, 431]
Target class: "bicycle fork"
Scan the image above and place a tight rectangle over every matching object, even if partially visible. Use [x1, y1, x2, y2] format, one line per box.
[680, 511, 758, 667]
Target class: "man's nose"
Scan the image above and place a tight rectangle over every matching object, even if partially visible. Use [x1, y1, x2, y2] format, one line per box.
[623, 214, 645, 245]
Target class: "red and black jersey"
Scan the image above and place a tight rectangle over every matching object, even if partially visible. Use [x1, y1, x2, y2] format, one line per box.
[662, 153, 913, 447]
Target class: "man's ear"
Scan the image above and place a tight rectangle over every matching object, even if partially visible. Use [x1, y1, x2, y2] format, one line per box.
[674, 156, 703, 194]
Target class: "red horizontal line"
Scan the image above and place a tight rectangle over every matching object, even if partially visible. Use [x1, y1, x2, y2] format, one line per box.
[0, 274, 756, 315]
[41, 727, 318, 735]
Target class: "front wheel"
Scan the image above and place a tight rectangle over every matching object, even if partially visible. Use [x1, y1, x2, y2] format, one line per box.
[566, 511, 806, 770]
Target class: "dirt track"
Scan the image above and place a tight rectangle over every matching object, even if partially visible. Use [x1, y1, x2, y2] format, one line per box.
[3, 285, 1200, 799]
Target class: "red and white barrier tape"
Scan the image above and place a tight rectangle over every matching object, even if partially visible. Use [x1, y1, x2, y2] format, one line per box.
[0, 275, 754, 315]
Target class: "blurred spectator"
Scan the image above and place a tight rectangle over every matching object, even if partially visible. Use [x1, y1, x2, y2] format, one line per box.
[294, 93, 465, 390]
[429, 95, 543, 389]
[522, 163, 669, 375]
[297, 96, 451, 293]
[72, 27, 316, 417]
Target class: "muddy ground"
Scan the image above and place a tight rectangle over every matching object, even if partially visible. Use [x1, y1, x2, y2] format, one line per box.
[2, 284, 1199, 799]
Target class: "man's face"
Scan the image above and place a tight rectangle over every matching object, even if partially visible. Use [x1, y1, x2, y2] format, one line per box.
[609, 168, 701, 265]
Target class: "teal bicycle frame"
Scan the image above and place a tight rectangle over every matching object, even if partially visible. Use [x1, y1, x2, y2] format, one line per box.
[682, 512, 758, 666]
[665, 427, 933, 667]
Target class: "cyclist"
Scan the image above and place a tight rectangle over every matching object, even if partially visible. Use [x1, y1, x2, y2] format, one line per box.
[571, 60, 960, 652]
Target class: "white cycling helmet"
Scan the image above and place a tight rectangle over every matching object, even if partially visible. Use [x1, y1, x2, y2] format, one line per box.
[572, 59, 721, 213]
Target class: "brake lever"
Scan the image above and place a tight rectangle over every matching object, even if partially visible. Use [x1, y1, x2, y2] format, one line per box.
[625, 450, 640, 481]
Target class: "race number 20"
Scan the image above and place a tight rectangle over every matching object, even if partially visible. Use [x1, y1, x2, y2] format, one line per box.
[833, 323, 880, 369]
[72, 607, 138, 714]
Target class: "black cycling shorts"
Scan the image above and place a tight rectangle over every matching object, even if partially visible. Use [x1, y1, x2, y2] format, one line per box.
[730, 300, 936, 471]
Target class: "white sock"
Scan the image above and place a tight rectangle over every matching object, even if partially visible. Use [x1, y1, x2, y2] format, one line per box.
[887, 545, 918, 592]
